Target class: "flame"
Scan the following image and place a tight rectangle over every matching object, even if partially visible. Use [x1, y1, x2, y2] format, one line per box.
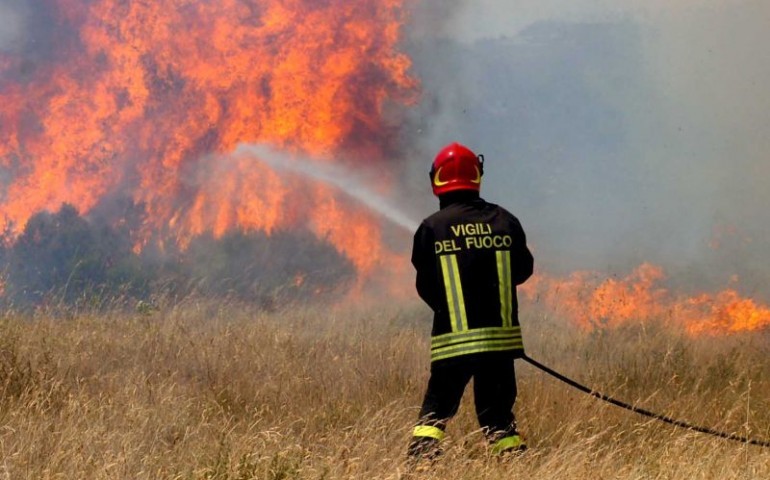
[520, 263, 770, 335]
[0, 0, 416, 275]
[676, 290, 770, 335]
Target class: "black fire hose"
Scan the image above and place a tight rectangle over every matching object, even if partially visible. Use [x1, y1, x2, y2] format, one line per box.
[520, 354, 770, 448]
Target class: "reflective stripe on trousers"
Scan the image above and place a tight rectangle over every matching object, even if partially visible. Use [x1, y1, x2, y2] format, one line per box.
[412, 425, 445, 441]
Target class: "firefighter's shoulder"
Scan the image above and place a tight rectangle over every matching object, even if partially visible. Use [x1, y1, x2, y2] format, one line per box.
[487, 202, 525, 228]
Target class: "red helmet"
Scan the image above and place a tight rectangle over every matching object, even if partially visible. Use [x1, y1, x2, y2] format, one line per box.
[429, 142, 484, 196]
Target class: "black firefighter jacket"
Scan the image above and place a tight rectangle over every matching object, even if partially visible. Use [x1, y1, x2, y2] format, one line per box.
[412, 196, 534, 363]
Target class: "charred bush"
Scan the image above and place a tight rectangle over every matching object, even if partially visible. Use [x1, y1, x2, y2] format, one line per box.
[157, 230, 355, 307]
[0, 204, 354, 310]
[2, 204, 149, 308]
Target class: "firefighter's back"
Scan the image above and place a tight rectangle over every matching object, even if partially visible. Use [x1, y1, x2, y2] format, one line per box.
[421, 197, 533, 361]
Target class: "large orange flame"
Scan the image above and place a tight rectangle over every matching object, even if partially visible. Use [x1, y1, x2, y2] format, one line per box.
[0, 0, 416, 275]
[520, 263, 770, 336]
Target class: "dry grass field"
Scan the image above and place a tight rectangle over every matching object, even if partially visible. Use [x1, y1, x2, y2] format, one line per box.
[1, 297, 769, 479]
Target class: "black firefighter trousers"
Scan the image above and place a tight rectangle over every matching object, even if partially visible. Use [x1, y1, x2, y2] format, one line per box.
[409, 352, 519, 456]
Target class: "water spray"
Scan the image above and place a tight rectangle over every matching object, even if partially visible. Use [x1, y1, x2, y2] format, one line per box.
[235, 144, 420, 233]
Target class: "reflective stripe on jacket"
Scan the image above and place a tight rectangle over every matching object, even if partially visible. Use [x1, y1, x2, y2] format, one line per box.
[412, 197, 533, 362]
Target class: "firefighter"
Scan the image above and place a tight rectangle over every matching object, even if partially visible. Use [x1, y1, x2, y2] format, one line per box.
[408, 142, 534, 460]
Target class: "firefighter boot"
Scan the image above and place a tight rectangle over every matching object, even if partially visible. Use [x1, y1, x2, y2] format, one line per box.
[491, 433, 527, 457]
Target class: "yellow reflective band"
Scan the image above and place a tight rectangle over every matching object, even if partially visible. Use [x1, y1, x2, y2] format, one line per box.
[433, 166, 450, 187]
[451, 254, 469, 331]
[413, 425, 446, 441]
[439, 254, 468, 332]
[491, 435, 524, 455]
[439, 255, 458, 331]
[471, 166, 482, 184]
[431, 326, 522, 349]
[430, 327, 524, 362]
[496, 250, 513, 328]
[431, 339, 524, 362]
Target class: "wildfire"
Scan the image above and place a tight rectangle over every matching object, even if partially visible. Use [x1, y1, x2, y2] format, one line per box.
[2, 1, 767, 333]
[520, 263, 770, 336]
[0, 0, 416, 275]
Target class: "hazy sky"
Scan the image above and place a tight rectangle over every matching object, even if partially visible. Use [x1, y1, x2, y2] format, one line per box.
[0, 2, 23, 51]
[404, 0, 770, 292]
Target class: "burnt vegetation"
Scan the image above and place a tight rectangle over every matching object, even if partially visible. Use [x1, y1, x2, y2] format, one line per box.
[0, 204, 354, 310]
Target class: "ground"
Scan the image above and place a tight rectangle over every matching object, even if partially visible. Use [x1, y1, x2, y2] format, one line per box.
[0, 298, 768, 479]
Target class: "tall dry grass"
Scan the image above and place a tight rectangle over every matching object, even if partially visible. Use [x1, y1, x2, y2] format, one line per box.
[0, 297, 769, 479]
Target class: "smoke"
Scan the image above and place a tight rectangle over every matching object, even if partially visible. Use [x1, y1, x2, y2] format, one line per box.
[0, 0, 66, 79]
[0, 1, 24, 52]
[405, 1, 770, 296]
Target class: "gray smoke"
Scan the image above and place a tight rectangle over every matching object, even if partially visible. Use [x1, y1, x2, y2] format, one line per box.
[404, 1, 770, 296]
[0, 0, 62, 82]
[0, 1, 23, 51]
